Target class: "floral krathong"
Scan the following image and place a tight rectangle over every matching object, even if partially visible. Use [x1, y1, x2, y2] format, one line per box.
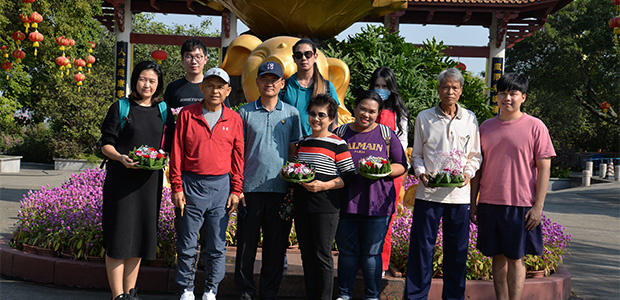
[358, 155, 392, 179]
[428, 149, 465, 187]
[280, 161, 315, 183]
[128, 145, 168, 170]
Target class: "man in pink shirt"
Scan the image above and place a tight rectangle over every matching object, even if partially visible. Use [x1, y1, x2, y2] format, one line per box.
[470, 73, 555, 300]
[170, 67, 244, 300]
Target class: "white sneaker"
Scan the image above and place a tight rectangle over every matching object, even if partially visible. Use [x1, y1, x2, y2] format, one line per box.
[180, 289, 195, 300]
[202, 290, 216, 300]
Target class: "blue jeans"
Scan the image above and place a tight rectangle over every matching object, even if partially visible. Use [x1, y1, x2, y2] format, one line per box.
[176, 172, 230, 294]
[335, 213, 390, 300]
[404, 200, 470, 300]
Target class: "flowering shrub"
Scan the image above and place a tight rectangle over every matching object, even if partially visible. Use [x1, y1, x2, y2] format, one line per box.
[390, 207, 571, 279]
[12, 169, 177, 264]
[403, 175, 419, 190]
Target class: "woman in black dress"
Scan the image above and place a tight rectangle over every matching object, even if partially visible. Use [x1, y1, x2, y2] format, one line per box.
[100, 61, 174, 300]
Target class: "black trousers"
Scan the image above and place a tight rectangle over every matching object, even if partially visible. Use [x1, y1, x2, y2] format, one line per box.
[294, 209, 339, 300]
[234, 192, 292, 300]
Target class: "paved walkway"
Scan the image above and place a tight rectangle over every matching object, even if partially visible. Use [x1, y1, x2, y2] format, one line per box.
[1, 163, 619, 299]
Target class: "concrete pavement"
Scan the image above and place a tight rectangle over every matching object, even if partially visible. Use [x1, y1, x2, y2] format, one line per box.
[1, 163, 619, 299]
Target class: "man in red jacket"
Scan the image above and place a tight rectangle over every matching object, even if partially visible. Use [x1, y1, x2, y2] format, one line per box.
[169, 67, 244, 300]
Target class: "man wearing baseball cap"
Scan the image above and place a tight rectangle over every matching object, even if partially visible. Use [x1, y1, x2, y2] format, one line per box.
[170, 67, 244, 300]
[234, 61, 302, 300]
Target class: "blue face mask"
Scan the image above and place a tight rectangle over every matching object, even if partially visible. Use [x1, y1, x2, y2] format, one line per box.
[374, 88, 390, 101]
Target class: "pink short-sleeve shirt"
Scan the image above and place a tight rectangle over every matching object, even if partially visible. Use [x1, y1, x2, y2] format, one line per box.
[478, 113, 556, 207]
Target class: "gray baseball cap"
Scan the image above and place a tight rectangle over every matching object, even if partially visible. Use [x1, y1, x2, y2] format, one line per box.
[203, 67, 230, 84]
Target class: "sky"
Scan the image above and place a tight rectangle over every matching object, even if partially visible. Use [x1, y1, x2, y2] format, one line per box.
[155, 13, 489, 76]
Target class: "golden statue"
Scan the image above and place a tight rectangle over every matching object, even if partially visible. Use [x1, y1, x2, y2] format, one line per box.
[209, 0, 407, 39]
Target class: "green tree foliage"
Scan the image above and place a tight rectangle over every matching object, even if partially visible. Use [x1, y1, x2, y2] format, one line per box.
[506, 0, 620, 153]
[0, 3, 218, 160]
[324, 25, 492, 145]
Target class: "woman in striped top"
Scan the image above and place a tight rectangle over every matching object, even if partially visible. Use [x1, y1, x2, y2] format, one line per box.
[294, 94, 355, 300]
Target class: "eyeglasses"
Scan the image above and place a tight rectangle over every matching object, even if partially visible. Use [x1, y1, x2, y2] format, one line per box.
[293, 51, 314, 60]
[308, 111, 328, 119]
[183, 54, 205, 62]
[258, 77, 282, 85]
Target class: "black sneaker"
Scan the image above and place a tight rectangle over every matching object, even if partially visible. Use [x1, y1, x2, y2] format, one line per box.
[128, 288, 142, 300]
[113, 294, 127, 300]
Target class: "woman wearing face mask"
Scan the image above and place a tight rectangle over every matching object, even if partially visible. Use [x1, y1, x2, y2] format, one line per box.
[282, 38, 340, 136]
[369, 66, 410, 275]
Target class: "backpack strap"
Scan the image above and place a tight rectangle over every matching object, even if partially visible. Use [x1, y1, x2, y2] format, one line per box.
[119, 98, 167, 130]
[335, 123, 349, 138]
[378, 123, 391, 156]
[157, 101, 168, 125]
[118, 97, 130, 130]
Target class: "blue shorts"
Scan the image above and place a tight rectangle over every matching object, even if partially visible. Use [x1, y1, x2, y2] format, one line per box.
[476, 203, 543, 260]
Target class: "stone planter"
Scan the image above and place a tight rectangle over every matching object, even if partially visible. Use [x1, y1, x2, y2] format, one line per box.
[0, 155, 22, 173]
[548, 178, 572, 191]
[54, 158, 102, 171]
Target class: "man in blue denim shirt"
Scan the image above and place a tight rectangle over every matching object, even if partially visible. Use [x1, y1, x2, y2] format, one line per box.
[235, 61, 302, 300]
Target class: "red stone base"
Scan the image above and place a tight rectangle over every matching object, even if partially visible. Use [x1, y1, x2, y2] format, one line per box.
[0, 238, 571, 299]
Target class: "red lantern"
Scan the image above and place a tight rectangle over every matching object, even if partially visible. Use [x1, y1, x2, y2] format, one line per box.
[613, 0, 620, 11]
[74, 73, 85, 92]
[56, 36, 69, 51]
[55, 56, 70, 77]
[29, 12, 43, 29]
[151, 49, 168, 64]
[67, 38, 75, 47]
[1, 61, 13, 80]
[19, 13, 30, 33]
[12, 31, 26, 46]
[74, 58, 86, 71]
[86, 55, 96, 73]
[456, 62, 467, 71]
[28, 31, 44, 56]
[87, 41, 96, 53]
[22, 0, 35, 4]
[600, 101, 611, 118]
[610, 16, 620, 44]
[12, 49, 26, 63]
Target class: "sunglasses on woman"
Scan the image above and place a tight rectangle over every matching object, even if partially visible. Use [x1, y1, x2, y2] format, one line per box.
[308, 111, 328, 119]
[293, 51, 314, 60]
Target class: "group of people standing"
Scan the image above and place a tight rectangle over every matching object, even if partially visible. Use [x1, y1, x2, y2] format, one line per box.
[99, 37, 555, 300]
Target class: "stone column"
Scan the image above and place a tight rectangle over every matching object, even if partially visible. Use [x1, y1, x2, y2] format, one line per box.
[600, 163, 607, 179]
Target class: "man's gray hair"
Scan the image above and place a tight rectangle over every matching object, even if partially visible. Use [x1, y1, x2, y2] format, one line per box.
[437, 68, 464, 87]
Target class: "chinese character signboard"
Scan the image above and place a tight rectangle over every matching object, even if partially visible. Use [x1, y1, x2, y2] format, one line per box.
[115, 41, 128, 99]
[490, 57, 503, 115]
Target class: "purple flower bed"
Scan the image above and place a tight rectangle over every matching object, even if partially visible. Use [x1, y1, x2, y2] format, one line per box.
[12, 169, 177, 264]
[390, 206, 571, 279]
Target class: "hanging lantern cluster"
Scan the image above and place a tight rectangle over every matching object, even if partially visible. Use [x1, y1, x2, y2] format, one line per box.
[151, 49, 168, 64]
[611, 0, 620, 44]
[1, 45, 12, 79]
